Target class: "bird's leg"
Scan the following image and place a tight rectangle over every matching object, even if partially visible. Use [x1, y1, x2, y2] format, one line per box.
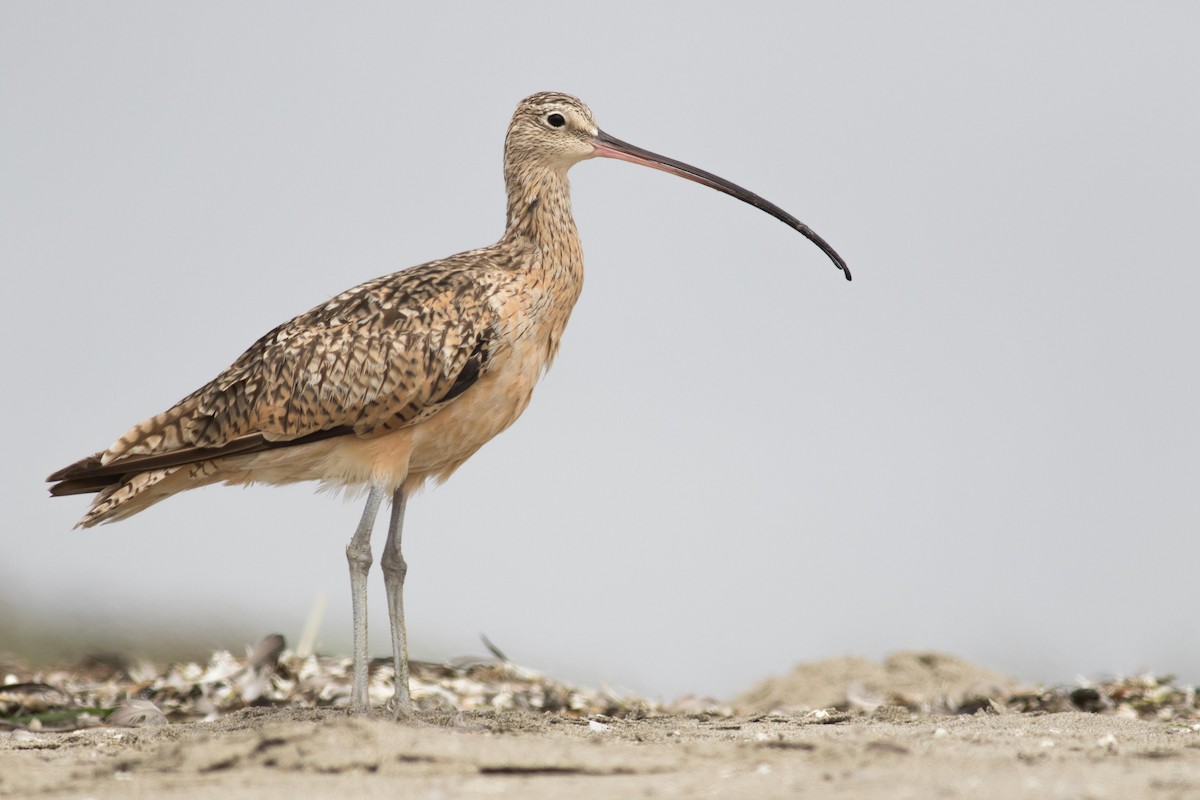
[380, 486, 412, 715]
[346, 485, 385, 714]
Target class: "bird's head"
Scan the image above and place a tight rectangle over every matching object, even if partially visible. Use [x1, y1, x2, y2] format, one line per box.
[504, 92, 600, 174]
[503, 91, 851, 280]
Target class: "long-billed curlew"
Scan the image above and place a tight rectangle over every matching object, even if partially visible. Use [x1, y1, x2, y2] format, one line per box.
[48, 92, 849, 715]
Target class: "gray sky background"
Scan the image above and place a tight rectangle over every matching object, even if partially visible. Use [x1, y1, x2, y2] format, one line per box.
[3, 1, 1197, 700]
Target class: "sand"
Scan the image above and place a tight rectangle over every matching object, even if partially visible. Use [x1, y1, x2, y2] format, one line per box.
[5, 707, 1200, 799]
[3, 652, 1198, 799]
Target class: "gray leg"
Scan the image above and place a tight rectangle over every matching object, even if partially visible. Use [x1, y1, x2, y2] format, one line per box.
[380, 486, 412, 714]
[346, 485, 385, 714]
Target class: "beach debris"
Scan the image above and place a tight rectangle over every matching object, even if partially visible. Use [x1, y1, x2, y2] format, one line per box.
[0, 636, 658, 731]
[107, 699, 168, 727]
[1, 647, 1195, 733]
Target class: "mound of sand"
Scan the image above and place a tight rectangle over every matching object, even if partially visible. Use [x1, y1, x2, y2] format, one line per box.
[735, 651, 1019, 714]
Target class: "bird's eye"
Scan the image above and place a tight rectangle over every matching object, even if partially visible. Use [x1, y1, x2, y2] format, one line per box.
[546, 113, 566, 128]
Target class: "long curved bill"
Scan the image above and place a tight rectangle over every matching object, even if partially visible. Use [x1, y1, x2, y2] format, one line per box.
[591, 129, 850, 281]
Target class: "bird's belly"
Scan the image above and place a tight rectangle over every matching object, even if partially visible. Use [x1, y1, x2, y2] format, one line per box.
[407, 341, 542, 481]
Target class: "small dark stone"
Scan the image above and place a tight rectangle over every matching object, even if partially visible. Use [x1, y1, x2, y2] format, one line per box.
[1069, 687, 1105, 713]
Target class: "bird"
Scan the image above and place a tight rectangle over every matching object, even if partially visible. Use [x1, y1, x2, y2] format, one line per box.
[47, 92, 850, 716]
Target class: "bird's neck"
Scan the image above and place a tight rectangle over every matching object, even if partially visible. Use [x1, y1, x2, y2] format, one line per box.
[502, 164, 583, 269]
[498, 162, 585, 364]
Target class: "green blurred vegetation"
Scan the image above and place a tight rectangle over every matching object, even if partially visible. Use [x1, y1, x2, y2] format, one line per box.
[0, 595, 268, 668]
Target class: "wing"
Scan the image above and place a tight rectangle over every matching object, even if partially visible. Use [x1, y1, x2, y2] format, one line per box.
[187, 277, 490, 444]
[49, 256, 501, 487]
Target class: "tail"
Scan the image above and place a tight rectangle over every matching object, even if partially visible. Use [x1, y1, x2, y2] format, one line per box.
[50, 463, 189, 528]
[49, 409, 354, 527]
[48, 400, 214, 527]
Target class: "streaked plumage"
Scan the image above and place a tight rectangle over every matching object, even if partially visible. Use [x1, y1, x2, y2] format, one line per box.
[49, 92, 848, 715]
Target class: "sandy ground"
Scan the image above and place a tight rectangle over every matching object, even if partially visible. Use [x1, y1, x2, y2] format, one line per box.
[3, 652, 1198, 799]
[5, 707, 1200, 799]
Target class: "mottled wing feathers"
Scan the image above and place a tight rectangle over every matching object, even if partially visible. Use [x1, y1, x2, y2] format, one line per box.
[49, 256, 502, 489]
[438, 336, 490, 403]
[184, 308, 481, 443]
